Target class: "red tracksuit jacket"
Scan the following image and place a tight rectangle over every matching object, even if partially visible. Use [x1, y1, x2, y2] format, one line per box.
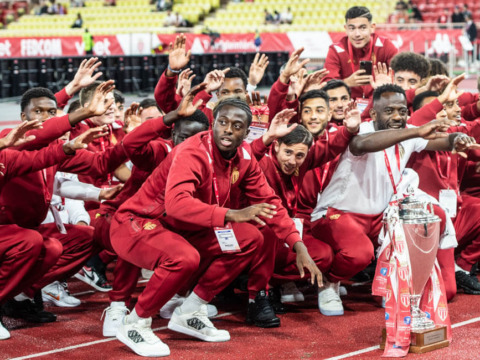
[267, 79, 299, 122]
[250, 126, 353, 218]
[0, 115, 128, 229]
[117, 130, 303, 248]
[324, 34, 398, 100]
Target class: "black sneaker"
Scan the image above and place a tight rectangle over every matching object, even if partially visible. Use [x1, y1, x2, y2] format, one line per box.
[74, 266, 112, 292]
[246, 290, 281, 328]
[455, 271, 480, 295]
[2, 299, 57, 323]
[268, 288, 286, 314]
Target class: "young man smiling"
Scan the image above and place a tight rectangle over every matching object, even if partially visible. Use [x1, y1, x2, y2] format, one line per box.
[324, 6, 398, 100]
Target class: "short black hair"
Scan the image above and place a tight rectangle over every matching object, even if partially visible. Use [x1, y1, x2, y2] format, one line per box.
[175, 109, 209, 130]
[21, 87, 57, 112]
[428, 58, 449, 77]
[277, 125, 313, 148]
[373, 84, 406, 103]
[299, 90, 330, 108]
[390, 52, 430, 79]
[139, 98, 160, 110]
[67, 99, 82, 114]
[345, 6, 372, 22]
[79, 80, 102, 106]
[412, 91, 439, 112]
[114, 89, 125, 105]
[224, 67, 248, 90]
[323, 79, 352, 97]
[213, 97, 252, 127]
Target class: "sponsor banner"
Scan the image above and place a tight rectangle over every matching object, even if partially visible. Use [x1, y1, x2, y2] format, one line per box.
[0, 29, 465, 58]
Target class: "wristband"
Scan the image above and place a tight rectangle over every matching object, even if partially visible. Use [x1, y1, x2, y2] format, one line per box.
[246, 83, 257, 93]
[168, 64, 182, 74]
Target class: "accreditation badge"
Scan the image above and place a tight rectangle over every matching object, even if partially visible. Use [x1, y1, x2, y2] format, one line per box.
[214, 222, 241, 253]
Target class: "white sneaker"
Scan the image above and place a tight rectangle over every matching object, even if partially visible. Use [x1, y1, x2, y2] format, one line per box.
[42, 281, 81, 307]
[280, 282, 305, 303]
[0, 319, 10, 340]
[318, 281, 344, 316]
[116, 317, 170, 357]
[141, 269, 154, 280]
[159, 296, 218, 319]
[168, 304, 230, 342]
[339, 285, 348, 297]
[102, 302, 130, 337]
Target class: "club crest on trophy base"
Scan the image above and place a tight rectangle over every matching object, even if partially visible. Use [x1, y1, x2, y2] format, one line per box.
[376, 190, 450, 356]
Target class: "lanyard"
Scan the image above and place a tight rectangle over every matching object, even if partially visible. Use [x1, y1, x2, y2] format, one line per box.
[99, 130, 113, 186]
[206, 134, 231, 207]
[314, 162, 331, 193]
[42, 169, 52, 203]
[384, 145, 401, 195]
[289, 175, 299, 218]
[347, 36, 374, 74]
[435, 152, 451, 180]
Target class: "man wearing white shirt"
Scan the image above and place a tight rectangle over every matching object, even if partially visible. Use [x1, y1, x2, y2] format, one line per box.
[309, 84, 479, 316]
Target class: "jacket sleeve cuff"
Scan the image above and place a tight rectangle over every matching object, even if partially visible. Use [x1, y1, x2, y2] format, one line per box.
[285, 233, 303, 249]
[211, 206, 230, 228]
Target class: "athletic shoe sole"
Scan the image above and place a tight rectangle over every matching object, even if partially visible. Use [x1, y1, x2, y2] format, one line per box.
[319, 308, 344, 316]
[42, 294, 80, 308]
[167, 321, 230, 342]
[116, 330, 170, 357]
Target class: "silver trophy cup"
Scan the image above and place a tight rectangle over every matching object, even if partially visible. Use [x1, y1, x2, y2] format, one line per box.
[399, 195, 441, 331]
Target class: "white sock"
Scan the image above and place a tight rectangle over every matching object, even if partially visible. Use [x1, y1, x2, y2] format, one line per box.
[14, 293, 31, 301]
[111, 301, 125, 308]
[179, 292, 208, 314]
[125, 308, 147, 324]
[455, 263, 470, 274]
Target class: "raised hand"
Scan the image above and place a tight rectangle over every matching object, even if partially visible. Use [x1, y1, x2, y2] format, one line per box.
[279, 47, 310, 84]
[63, 126, 109, 154]
[438, 73, 465, 104]
[262, 109, 298, 145]
[370, 62, 393, 89]
[176, 68, 196, 97]
[0, 163, 5, 177]
[225, 203, 277, 226]
[344, 69, 371, 87]
[249, 53, 269, 86]
[123, 102, 143, 133]
[289, 68, 308, 100]
[170, 82, 207, 123]
[99, 184, 124, 200]
[0, 120, 42, 149]
[168, 33, 191, 75]
[204, 68, 230, 94]
[452, 134, 480, 158]
[66, 57, 103, 96]
[86, 80, 115, 116]
[418, 119, 452, 140]
[343, 100, 361, 134]
[294, 242, 323, 286]
[302, 69, 329, 93]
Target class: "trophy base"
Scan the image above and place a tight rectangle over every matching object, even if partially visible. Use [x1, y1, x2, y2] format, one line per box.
[380, 325, 449, 354]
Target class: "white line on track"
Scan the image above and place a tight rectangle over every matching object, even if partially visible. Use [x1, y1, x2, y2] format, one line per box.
[323, 316, 480, 360]
[9, 311, 238, 360]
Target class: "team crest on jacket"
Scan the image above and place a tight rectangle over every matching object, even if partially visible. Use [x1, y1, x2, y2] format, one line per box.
[231, 167, 239, 184]
[143, 222, 157, 230]
[398, 266, 409, 281]
[329, 214, 341, 220]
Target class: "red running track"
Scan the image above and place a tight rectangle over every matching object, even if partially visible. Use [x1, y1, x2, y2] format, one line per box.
[1, 277, 480, 360]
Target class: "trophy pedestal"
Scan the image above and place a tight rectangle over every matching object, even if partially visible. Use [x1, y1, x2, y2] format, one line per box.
[380, 326, 449, 353]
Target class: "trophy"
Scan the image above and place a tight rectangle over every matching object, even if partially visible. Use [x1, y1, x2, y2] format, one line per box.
[398, 196, 440, 331]
[380, 192, 450, 354]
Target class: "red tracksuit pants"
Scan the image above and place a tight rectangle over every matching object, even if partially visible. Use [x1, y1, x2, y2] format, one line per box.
[89, 209, 116, 265]
[261, 220, 334, 284]
[454, 194, 480, 272]
[0, 225, 46, 303]
[110, 213, 262, 318]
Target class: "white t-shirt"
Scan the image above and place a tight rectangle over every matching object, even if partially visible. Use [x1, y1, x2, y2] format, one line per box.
[311, 121, 428, 220]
